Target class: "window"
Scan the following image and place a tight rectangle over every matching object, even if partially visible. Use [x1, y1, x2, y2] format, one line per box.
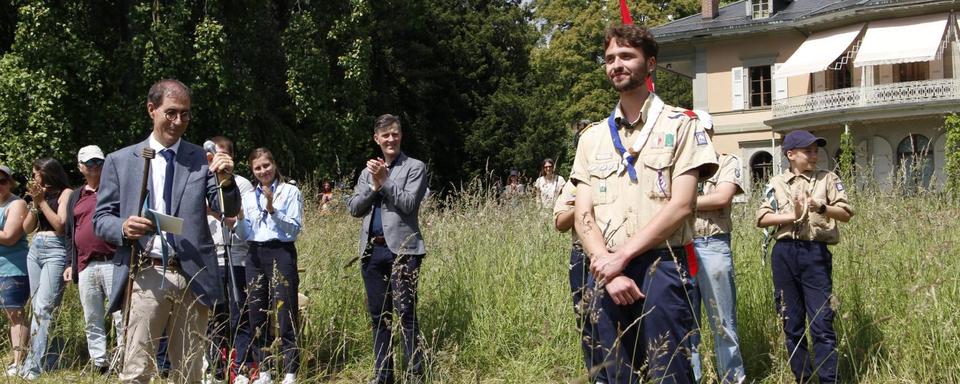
[750, 151, 774, 186]
[827, 64, 853, 90]
[749, 66, 772, 108]
[752, 0, 770, 19]
[896, 134, 933, 190]
[894, 62, 928, 82]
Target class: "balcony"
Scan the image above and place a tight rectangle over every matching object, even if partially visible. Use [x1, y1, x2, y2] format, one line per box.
[767, 78, 960, 130]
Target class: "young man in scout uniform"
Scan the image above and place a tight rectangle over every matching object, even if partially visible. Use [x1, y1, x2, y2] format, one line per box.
[689, 113, 746, 383]
[571, 23, 718, 384]
[756, 130, 854, 384]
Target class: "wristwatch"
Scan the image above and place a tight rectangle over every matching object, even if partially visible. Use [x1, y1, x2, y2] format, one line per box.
[817, 203, 827, 214]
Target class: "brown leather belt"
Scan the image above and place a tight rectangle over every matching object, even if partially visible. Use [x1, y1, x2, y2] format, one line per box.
[88, 254, 111, 262]
[370, 236, 386, 246]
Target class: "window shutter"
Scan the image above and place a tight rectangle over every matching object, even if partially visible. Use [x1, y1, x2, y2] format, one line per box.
[773, 63, 788, 101]
[732, 66, 745, 110]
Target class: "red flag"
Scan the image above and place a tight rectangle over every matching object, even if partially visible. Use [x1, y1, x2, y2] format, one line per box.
[619, 0, 633, 24]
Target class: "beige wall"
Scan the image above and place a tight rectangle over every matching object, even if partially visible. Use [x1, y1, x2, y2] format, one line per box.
[712, 130, 776, 155]
[704, 33, 807, 114]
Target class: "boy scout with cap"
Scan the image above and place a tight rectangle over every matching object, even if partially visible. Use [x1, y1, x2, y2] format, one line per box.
[756, 130, 854, 384]
[572, 23, 718, 384]
[690, 112, 747, 383]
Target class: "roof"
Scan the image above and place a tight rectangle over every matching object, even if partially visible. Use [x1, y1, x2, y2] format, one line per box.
[652, 0, 952, 43]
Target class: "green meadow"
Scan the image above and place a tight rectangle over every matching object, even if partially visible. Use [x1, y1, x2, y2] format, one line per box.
[5, 184, 959, 383]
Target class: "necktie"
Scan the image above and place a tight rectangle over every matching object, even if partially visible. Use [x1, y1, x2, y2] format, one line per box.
[159, 149, 176, 249]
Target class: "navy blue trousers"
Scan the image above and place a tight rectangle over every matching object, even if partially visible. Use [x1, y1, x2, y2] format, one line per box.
[246, 241, 300, 374]
[596, 247, 698, 384]
[771, 239, 838, 384]
[207, 264, 250, 378]
[569, 247, 608, 383]
[361, 244, 424, 384]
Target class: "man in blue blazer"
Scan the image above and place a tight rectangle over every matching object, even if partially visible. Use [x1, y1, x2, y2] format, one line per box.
[348, 114, 428, 384]
[94, 79, 239, 384]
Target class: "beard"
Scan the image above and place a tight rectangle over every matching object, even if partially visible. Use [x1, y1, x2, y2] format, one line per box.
[610, 64, 648, 92]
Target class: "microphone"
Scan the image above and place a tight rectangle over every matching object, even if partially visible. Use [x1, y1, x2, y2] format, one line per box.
[203, 140, 217, 163]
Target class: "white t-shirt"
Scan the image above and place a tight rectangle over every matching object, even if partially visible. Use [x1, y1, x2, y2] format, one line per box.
[207, 175, 254, 267]
[534, 175, 566, 208]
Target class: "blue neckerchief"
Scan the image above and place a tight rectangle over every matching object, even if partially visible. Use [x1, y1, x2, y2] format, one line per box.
[607, 109, 638, 182]
[255, 180, 278, 220]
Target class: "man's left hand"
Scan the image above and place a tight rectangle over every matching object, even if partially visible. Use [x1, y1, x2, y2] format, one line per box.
[591, 249, 628, 282]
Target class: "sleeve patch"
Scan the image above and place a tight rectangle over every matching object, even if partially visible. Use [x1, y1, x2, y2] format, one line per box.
[683, 110, 698, 119]
[836, 181, 845, 192]
[695, 130, 708, 146]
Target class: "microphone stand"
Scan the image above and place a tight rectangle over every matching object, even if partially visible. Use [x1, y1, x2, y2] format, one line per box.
[215, 166, 242, 376]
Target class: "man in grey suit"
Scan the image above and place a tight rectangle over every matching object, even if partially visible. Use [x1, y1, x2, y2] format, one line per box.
[94, 79, 240, 384]
[348, 114, 428, 384]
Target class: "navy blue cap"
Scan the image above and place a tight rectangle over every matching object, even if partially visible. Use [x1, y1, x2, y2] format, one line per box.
[782, 130, 826, 154]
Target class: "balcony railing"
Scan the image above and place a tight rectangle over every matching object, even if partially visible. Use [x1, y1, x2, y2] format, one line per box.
[771, 78, 960, 119]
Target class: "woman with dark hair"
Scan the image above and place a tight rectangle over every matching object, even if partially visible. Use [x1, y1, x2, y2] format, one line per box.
[19, 157, 73, 380]
[534, 158, 565, 208]
[319, 180, 335, 212]
[238, 148, 303, 384]
[0, 165, 30, 376]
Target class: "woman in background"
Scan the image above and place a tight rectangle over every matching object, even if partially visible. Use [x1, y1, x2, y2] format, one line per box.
[0, 165, 30, 376]
[20, 158, 73, 379]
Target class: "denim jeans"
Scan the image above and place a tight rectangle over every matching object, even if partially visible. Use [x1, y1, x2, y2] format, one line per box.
[691, 234, 745, 383]
[78, 260, 123, 368]
[21, 233, 67, 376]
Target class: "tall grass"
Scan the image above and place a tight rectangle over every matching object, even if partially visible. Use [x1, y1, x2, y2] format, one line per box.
[3, 181, 959, 383]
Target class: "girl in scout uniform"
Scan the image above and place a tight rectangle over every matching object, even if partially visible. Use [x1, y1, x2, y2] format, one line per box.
[756, 130, 854, 384]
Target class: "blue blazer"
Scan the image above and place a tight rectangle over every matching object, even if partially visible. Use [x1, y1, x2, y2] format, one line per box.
[94, 137, 239, 313]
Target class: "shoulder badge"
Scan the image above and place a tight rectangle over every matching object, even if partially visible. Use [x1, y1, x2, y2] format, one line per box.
[836, 181, 845, 192]
[683, 110, 699, 119]
[695, 130, 708, 146]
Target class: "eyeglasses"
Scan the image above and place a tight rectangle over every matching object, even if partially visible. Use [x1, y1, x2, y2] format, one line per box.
[163, 109, 192, 122]
[82, 159, 105, 167]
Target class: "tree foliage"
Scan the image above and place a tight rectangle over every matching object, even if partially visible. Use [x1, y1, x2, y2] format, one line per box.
[0, 0, 695, 191]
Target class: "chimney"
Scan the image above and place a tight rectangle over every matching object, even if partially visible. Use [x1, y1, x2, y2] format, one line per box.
[702, 0, 719, 20]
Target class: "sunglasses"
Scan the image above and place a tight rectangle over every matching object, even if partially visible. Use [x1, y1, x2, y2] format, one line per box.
[83, 159, 105, 167]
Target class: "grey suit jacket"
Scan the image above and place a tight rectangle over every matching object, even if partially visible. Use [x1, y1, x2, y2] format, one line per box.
[94, 137, 239, 313]
[348, 153, 428, 257]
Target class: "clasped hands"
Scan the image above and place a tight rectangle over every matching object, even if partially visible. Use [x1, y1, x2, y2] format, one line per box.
[366, 158, 389, 191]
[792, 191, 826, 221]
[591, 249, 645, 306]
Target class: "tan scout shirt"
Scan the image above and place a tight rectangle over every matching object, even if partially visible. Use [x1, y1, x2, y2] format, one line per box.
[553, 181, 579, 244]
[755, 169, 854, 245]
[695, 153, 744, 237]
[570, 94, 719, 251]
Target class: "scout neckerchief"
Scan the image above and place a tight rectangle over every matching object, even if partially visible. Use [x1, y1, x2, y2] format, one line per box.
[255, 179, 279, 222]
[606, 93, 665, 183]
